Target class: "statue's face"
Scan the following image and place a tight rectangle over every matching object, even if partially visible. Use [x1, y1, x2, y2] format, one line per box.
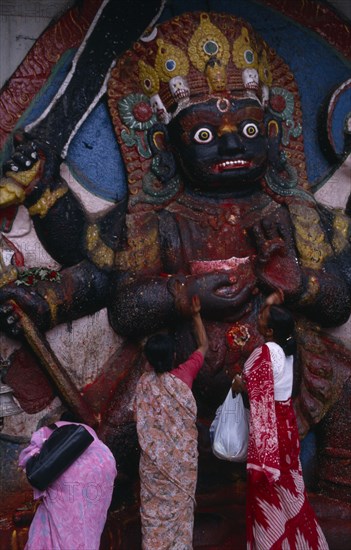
[168, 98, 268, 195]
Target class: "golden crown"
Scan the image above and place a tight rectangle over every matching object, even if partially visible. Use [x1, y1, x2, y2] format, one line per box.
[137, 12, 273, 121]
[110, 12, 273, 125]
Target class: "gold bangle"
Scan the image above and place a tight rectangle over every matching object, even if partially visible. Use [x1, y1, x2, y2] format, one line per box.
[43, 288, 59, 325]
[298, 275, 320, 306]
[86, 224, 114, 269]
[28, 185, 68, 218]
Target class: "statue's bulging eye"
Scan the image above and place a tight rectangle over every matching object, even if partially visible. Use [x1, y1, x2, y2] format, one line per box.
[193, 128, 213, 143]
[242, 123, 259, 138]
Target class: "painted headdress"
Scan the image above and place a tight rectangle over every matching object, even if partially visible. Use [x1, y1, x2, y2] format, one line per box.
[139, 12, 273, 119]
[107, 12, 307, 207]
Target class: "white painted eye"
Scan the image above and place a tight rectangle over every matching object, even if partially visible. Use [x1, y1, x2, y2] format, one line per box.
[242, 123, 259, 138]
[193, 127, 214, 143]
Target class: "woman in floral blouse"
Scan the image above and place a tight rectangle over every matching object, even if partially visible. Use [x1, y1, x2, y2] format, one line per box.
[134, 282, 208, 549]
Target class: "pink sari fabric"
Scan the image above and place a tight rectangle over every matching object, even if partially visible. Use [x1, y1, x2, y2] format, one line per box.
[135, 371, 198, 550]
[19, 421, 117, 550]
[244, 345, 329, 550]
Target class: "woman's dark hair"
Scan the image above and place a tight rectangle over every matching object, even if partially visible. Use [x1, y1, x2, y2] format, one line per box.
[60, 410, 81, 423]
[144, 333, 175, 373]
[267, 305, 296, 356]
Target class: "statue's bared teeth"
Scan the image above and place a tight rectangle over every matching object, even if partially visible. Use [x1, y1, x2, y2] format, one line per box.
[212, 160, 251, 172]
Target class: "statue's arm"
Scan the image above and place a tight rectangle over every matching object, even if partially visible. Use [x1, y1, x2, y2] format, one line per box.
[108, 269, 256, 338]
[1, 137, 89, 264]
[0, 259, 111, 337]
[0, 137, 128, 336]
[1, 137, 126, 267]
[295, 264, 350, 327]
[294, 208, 351, 327]
[251, 203, 351, 327]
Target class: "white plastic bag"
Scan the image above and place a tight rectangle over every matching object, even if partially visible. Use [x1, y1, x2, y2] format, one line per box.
[210, 390, 249, 462]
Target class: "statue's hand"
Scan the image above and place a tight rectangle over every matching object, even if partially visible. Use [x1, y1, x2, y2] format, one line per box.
[181, 269, 256, 322]
[0, 283, 50, 338]
[1, 134, 61, 208]
[251, 215, 303, 297]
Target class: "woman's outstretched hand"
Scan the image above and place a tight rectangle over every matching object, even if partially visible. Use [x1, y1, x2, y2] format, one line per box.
[265, 288, 284, 306]
[170, 278, 208, 355]
[172, 280, 201, 318]
[171, 279, 192, 318]
[190, 294, 201, 317]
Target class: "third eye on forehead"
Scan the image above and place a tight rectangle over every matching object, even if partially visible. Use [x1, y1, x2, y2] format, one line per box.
[178, 104, 264, 133]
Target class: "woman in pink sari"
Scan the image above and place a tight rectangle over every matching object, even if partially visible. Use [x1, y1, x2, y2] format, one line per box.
[235, 291, 329, 549]
[19, 418, 117, 550]
[134, 287, 208, 550]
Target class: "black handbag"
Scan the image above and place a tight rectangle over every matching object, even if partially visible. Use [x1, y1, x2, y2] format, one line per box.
[26, 424, 94, 491]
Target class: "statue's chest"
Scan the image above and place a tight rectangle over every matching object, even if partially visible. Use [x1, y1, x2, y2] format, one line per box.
[167, 202, 256, 262]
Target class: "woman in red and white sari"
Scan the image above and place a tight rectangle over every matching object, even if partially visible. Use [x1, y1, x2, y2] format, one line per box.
[239, 290, 329, 550]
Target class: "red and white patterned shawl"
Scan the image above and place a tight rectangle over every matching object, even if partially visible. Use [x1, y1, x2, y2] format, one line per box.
[243, 344, 280, 483]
